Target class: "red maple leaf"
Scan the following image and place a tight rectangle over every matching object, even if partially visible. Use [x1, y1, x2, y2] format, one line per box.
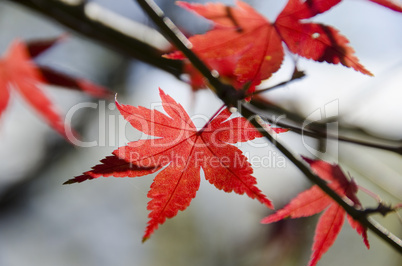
[171, 0, 372, 88]
[65, 88, 289, 241]
[261, 157, 369, 266]
[0, 38, 111, 139]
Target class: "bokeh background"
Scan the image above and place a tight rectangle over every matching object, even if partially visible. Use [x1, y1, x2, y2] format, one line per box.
[0, 0, 401, 265]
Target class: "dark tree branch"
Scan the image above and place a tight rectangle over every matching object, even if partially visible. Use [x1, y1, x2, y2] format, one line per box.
[135, 0, 402, 253]
[135, 0, 246, 107]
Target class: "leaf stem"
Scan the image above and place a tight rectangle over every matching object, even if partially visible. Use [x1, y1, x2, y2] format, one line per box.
[250, 67, 305, 96]
[358, 185, 383, 203]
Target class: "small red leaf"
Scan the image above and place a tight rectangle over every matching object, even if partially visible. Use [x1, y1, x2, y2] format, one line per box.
[262, 158, 369, 266]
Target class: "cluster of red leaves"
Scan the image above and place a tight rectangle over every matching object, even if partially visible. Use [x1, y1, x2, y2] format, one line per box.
[0, 0, 400, 264]
[65, 0, 402, 256]
[2, 0, 391, 264]
[0, 37, 111, 139]
[65, 88, 288, 241]
[66, 87, 371, 266]
[170, 0, 402, 91]
[262, 157, 369, 266]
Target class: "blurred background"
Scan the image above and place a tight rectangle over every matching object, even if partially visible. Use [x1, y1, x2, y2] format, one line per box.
[0, 0, 401, 265]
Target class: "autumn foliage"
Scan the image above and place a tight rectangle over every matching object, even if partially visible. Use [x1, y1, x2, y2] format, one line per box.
[2, 0, 401, 265]
[167, 0, 377, 91]
[63, 0, 401, 264]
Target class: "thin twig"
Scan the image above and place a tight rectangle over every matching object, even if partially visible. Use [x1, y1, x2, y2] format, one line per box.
[250, 67, 305, 96]
[135, 0, 402, 253]
[248, 103, 402, 155]
[362, 203, 395, 216]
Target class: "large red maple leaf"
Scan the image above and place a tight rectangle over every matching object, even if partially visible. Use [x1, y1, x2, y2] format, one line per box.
[171, 0, 372, 88]
[261, 157, 369, 266]
[0, 38, 111, 139]
[65, 88, 288, 241]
